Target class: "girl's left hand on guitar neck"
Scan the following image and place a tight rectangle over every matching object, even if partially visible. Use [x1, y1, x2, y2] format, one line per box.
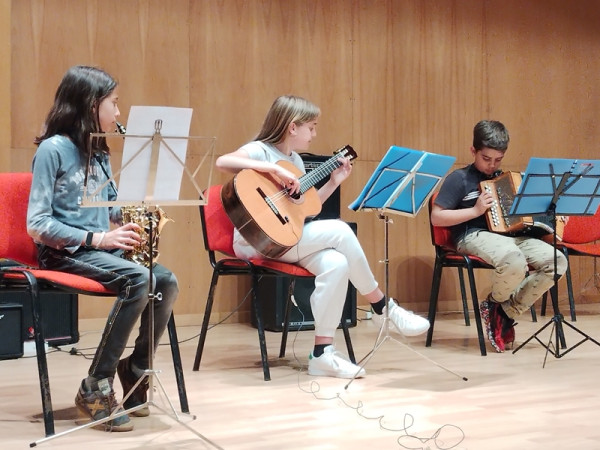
[330, 156, 353, 186]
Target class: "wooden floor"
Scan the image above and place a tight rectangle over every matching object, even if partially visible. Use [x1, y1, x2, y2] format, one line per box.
[2, 304, 600, 450]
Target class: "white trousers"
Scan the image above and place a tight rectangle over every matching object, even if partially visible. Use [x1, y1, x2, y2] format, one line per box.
[234, 219, 378, 337]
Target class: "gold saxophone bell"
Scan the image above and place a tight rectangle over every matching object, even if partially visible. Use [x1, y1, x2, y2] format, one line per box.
[121, 205, 173, 267]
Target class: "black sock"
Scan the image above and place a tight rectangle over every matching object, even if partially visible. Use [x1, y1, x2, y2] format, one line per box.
[313, 344, 328, 357]
[371, 296, 387, 315]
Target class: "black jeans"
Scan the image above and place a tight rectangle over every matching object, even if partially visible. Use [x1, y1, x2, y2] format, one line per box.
[38, 246, 178, 379]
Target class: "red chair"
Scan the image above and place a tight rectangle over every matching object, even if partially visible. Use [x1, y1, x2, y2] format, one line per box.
[541, 209, 600, 320]
[193, 185, 356, 381]
[0, 172, 188, 437]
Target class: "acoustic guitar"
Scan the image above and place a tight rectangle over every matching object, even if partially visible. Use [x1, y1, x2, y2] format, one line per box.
[221, 145, 358, 258]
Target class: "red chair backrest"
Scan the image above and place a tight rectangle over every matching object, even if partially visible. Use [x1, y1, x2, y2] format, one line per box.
[561, 206, 600, 244]
[202, 185, 236, 256]
[0, 172, 40, 267]
[429, 192, 455, 249]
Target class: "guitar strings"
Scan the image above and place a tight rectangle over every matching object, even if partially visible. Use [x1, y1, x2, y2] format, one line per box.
[265, 156, 344, 205]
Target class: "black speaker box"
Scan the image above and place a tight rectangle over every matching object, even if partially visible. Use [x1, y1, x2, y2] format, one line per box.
[0, 303, 24, 359]
[300, 152, 341, 220]
[252, 222, 358, 332]
[0, 291, 79, 346]
[253, 277, 357, 332]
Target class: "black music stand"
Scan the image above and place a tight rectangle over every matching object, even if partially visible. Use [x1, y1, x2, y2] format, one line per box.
[345, 146, 462, 388]
[510, 157, 600, 365]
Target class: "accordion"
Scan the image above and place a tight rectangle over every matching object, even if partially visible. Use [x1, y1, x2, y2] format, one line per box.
[479, 171, 565, 239]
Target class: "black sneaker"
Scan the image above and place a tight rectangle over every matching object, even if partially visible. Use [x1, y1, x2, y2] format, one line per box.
[74, 377, 133, 432]
[117, 356, 150, 417]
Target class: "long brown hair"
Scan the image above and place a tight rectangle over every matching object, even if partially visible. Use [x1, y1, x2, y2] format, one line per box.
[255, 95, 320, 144]
[35, 65, 118, 156]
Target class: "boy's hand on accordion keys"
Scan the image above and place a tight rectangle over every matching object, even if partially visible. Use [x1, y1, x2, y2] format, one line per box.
[475, 191, 494, 217]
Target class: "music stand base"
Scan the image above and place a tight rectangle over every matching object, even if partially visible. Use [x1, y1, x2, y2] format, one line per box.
[344, 317, 468, 390]
[30, 369, 223, 449]
[512, 314, 600, 367]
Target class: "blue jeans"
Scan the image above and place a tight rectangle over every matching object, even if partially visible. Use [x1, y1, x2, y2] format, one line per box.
[38, 245, 178, 379]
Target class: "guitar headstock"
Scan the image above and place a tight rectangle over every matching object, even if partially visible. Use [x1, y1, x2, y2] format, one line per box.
[334, 145, 358, 161]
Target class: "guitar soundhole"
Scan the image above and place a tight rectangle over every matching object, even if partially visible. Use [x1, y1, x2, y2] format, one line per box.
[288, 188, 301, 201]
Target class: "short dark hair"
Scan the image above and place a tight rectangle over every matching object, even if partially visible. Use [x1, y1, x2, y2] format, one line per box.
[472, 120, 509, 151]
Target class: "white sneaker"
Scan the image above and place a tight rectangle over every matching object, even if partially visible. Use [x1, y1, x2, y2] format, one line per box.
[385, 298, 430, 337]
[307, 345, 366, 379]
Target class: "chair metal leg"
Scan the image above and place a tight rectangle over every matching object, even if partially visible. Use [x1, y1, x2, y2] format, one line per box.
[25, 272, 55, 437]
[340, 318, 356, 363]
[251, 275, 271, 381]
[193, 271, 219, 371]
[456, 267, 471, 326]
[464, 262, 487, 356]
[279, 278, 295, 358]
[530, 304, 538, 322]
[541, 291, 548, 316]
[167, 314, 189, 413]
[425, 258, 443, 347]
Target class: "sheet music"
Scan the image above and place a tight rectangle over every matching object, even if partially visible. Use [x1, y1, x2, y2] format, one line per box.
[117, 106, 193, 202]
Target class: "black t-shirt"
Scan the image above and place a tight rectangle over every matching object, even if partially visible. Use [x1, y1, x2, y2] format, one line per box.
[434, 164, 496, 244]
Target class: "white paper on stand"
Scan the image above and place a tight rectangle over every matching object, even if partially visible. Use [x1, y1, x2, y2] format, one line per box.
[117, 106, 193, 203]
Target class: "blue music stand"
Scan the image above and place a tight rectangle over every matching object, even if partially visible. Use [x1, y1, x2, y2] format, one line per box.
[510, 157, 600, 364]
[349, 146, 456, 216]
[345, 146, 459, 388]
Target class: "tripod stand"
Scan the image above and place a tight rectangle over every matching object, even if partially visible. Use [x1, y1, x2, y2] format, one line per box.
[345, 146, 465, 389]
[511, 158, 600, 366]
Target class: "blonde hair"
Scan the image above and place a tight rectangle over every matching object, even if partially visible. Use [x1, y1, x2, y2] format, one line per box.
[255, 95, 320, 144]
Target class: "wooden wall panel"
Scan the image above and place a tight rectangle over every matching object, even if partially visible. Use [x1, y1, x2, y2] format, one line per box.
[189, 0, 354, 154]
[9, 0, 600, 320]
[0, 0, 9, 171]
[485, 0, 600, 165]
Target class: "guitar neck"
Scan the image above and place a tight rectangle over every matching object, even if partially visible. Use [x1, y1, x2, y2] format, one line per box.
[299, 155, 344, 193]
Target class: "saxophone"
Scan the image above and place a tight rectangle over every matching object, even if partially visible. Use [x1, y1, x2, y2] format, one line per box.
[115, 122, 173, 268]
[121, 205, 173, 268]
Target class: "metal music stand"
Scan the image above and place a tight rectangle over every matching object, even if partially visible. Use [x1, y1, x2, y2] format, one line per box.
[32, 106, 221, 448]
[510, 157, 600, 366]
[344, 146, 459, 388]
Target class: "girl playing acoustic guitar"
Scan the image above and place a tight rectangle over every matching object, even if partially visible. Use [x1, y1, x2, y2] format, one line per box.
[216, 95, 429, 379]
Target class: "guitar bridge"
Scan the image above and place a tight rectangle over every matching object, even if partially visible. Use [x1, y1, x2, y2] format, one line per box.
[257, 187, 288, 225]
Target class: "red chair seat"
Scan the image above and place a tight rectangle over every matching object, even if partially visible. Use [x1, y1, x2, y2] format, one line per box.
[3, 267, 113, 293]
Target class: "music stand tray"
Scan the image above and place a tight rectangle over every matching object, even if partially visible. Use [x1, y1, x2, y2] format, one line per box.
[510, 157, 600, 364]
[345, 146, 460, 389]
